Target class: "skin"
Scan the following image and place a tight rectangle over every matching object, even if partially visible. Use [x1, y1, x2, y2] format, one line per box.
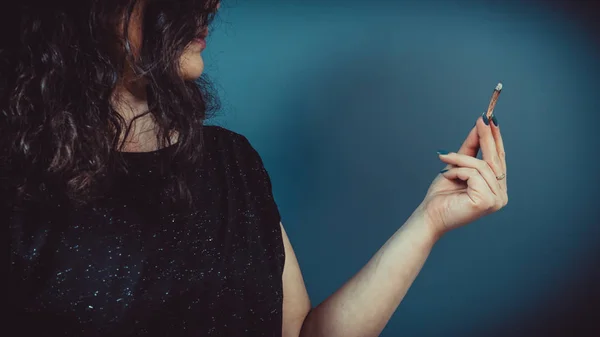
[115, 3, 508, 337]
[294, 115, 507, 337]
[113, 0, 211, 152]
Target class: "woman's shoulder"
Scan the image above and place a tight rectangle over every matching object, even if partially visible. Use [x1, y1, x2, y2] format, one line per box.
[201, 125, 280, 220]
[202, 125, 266, 171]
[203, 125, 253, 155]
[203, 125, 249, 146]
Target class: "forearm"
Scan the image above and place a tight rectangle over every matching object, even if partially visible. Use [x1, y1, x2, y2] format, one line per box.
[299, 209, 439, 337]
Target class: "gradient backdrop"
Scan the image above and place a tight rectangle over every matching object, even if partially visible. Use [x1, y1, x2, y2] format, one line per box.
[203, 0, 599, 336]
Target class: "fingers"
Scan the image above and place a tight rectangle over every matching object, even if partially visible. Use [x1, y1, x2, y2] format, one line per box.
[457, 124, 480, 157]
[439, 112, 507, 194]
[438, 152, 502, 196]
[489, 114, 507, 181]
[441, 124, 480, 172]
[476, 112, 503, 178]
[439, 167, 504, 212]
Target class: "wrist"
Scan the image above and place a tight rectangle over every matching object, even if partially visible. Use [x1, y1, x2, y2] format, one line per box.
[407, 203, 444, 244]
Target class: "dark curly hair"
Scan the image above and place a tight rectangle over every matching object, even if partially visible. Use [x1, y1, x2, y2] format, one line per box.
[0, 0, 221, 207]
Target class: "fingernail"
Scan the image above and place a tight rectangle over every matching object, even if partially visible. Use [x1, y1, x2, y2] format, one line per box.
[440, 168, 449, 173]
[482, 112, 490, 126]
[437, 150, 449, 155]
[491, 114, 499, 126]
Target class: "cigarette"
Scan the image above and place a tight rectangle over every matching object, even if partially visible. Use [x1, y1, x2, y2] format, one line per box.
[486, 82, 502, 119]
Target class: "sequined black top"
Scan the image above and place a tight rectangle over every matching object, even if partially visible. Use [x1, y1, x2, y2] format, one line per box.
[8, 126, 286, 336]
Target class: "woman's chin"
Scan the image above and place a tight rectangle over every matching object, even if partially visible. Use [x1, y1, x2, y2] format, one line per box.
[180, 53, 204, 80]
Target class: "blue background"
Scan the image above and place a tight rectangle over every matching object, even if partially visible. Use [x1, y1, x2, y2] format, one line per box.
[204, 0, 600, 335]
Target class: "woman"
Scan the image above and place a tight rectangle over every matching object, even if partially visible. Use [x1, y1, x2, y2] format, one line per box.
[3, 0, 508, 336]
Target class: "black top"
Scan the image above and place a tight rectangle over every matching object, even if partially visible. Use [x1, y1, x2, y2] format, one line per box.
[8, 126, 286, 336]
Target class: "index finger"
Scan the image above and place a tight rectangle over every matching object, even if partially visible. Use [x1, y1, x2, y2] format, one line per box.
[440, 123, 479, 172]
[457, 123, 480, 157]
[477, 112, 503, 177]
[490, 115, 507, 173]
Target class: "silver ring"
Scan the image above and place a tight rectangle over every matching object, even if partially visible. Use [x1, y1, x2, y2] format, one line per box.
[496, 173, 506, 180]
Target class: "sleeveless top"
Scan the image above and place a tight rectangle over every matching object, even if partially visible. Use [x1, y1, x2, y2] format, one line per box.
[7, 126, 286, 336]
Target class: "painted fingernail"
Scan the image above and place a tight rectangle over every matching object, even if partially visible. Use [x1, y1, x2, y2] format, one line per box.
[482, 112, 490, 126]
[440, 168, 449, 173]
[491, 114, 499, 126]
[437, 150, 449, 155]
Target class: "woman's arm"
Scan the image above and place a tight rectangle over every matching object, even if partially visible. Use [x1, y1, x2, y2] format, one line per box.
[282, 114, 508, 337]
[280, 224, 312, 337]
[298, 209, 437, 337]
[281, 207, 437, 337]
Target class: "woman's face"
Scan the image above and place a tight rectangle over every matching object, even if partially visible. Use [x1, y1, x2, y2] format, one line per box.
[178, 29, 209, 80]
[125, 1, 217, 82]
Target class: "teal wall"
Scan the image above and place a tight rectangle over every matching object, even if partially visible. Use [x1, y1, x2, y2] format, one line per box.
[204, 1, 600, 335]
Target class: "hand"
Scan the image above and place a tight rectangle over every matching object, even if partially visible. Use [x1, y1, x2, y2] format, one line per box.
[418, 113, 508, 237]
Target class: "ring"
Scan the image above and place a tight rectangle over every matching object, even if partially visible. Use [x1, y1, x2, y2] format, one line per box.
[496, 173, 506, 180]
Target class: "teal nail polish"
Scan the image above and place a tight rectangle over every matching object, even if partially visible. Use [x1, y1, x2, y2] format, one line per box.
[491, 114, 499, 126]
[437, 150, 449, 155]
[440, 168, 449, 173]
[482, 112, 490, 126]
